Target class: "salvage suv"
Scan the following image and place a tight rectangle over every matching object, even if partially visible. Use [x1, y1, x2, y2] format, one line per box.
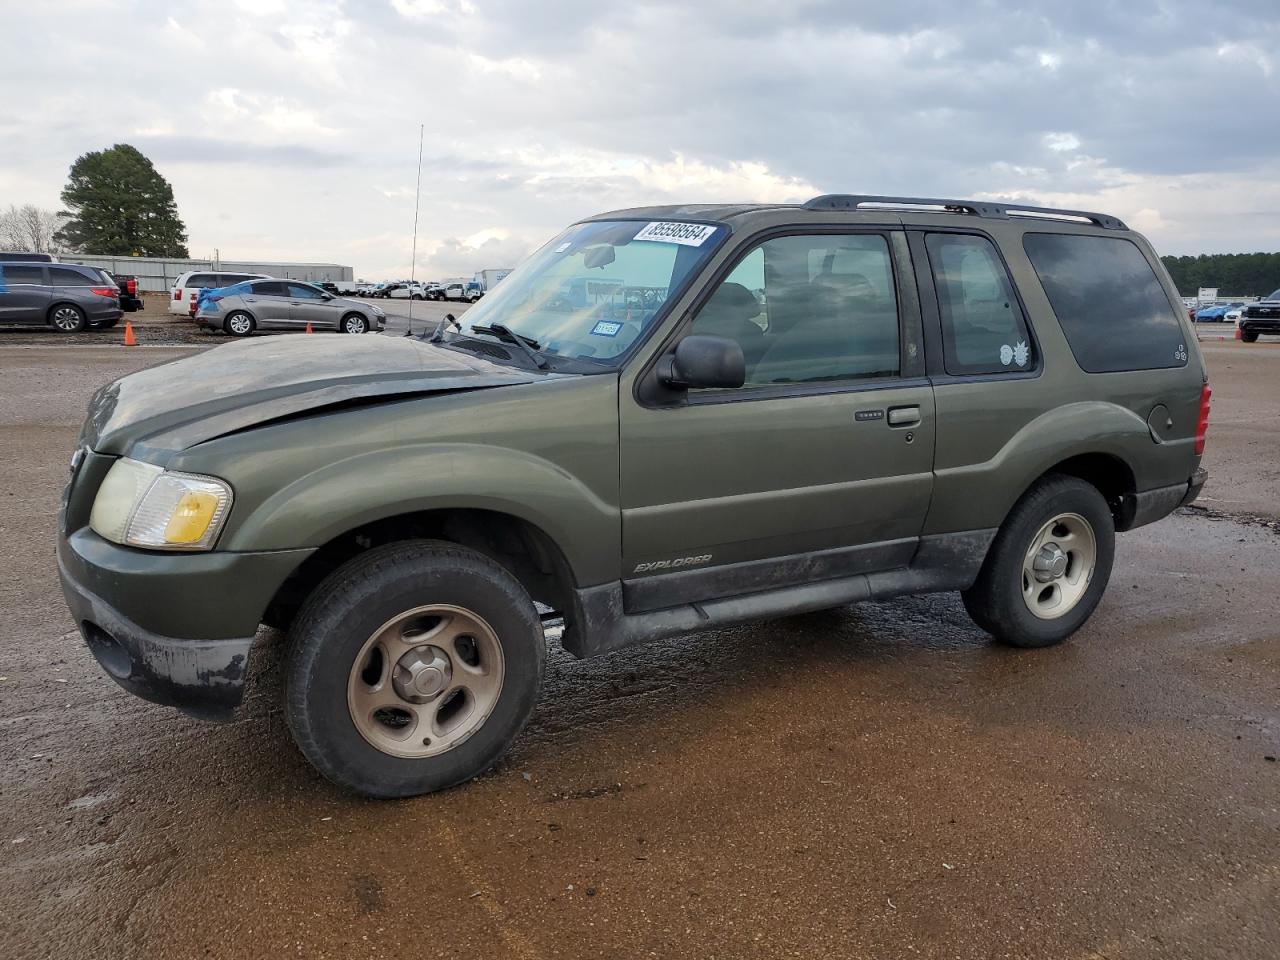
[58, 195, 1210, 798]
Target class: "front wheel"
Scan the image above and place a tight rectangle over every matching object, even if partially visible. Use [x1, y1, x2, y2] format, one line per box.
[1241, 329, 1259, 343]
[342, 313, 369, 334]
[284, 541, 545, 798]
[962, 475, 1115, 648]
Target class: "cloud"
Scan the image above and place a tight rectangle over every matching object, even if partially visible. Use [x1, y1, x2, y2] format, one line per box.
[4, 0, 1280, 278]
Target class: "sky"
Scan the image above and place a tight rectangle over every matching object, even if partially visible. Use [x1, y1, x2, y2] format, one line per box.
[2, 0, 1278, 280]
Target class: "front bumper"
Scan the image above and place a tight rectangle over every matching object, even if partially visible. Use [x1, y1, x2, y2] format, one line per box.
[57, 527, 312, 719]
[1241, 318, 1280, 334]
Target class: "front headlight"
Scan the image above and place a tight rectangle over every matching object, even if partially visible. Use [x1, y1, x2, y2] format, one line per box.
[89, 457, 234, 551]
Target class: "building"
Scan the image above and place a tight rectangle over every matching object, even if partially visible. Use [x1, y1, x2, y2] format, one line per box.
[56, 255, 353, 293]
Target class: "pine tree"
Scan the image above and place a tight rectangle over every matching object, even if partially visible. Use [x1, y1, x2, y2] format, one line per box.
[55, 144, 189, 257]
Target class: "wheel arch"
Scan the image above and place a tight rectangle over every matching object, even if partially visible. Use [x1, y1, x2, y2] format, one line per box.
[1025, 452, 1138, 529]
[263, 507, 579, 634]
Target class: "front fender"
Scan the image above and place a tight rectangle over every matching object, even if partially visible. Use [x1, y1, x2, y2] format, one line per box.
[925, 401, 1158, 534]
[219, 442, 619, 585]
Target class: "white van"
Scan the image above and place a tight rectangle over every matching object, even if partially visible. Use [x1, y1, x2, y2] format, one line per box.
[169, 270, 270, 316]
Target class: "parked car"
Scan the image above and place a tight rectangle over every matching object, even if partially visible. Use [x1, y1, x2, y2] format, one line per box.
[105, 271, 143, 312]
[0, 261, 122, 331]
[0, 251, 54, 262]
[1238, 289, 1280, 342]
[387, 281, 444, 300]
[193, 278, 385, 336]
[445, 281, 484, 302]
[1194, 302, 1243, 322]
[1223, 305, 1245, 324]
[170, 270, 270, 316]
[58, 194, 1208, 798]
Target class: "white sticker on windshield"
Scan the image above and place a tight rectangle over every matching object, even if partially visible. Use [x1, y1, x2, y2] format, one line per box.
[633, 221, 717, 246]
[554, 241, 571, 253]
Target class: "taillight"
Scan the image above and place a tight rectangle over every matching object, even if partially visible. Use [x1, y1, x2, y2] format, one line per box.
[127, 279, 137, 295]
[173, 289, 181, 300]
[89, 287, 117, 298]
[1195, 383, 1211, 456]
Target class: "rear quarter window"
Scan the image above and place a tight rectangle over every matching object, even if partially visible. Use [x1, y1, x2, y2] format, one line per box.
[48, 266, 95, 286]
[1022, 234, 1188, 373]
[184, 273, 216, 288]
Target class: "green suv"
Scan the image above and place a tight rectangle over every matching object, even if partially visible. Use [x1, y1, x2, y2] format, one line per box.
[58, 195, 1210, 797]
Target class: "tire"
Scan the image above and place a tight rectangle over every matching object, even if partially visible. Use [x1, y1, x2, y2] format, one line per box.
[49, 303, 87, 333]
[1241, 329, 1259, 343]
[284, 540, 545, 798]
[412, 294, 424, 301]
[341, 313, 368, 334]
[961, 475, 1115, 648]
[224, 311, 255, 337]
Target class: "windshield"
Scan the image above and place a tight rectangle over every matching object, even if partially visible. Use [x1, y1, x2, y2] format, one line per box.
[456, 219, 726, 363]
[1269, 289, 1280, 301]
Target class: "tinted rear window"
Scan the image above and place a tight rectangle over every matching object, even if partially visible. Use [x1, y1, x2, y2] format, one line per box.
[1023, 234, 1188, 373]
[49, 266, 95, 286]
[1, 265, 44, 283]
[184, 273, 216, 288]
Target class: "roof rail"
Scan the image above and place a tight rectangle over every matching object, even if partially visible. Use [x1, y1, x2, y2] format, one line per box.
[802, 194, 1127, 230]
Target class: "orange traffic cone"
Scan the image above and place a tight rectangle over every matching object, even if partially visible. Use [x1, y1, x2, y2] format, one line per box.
[123, 321, 137, 346]
[1234, 325, 1242, 340]
[305, 322, 313, 334]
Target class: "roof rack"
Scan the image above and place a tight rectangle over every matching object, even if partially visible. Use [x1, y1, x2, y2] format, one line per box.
[802, 194, 1127, 230]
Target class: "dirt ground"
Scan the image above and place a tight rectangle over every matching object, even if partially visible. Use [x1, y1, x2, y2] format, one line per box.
[0, 332, 1276, 960]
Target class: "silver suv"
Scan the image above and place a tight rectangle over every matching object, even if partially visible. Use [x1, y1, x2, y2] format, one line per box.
[194, 279, 386, 336]
[0, 262, 123, 332]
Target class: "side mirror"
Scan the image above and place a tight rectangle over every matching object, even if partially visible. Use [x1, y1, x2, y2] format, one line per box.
[658, 335, 745, 390]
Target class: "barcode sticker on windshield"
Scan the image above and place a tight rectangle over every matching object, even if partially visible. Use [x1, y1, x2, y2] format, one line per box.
[634, 221, 717, 246]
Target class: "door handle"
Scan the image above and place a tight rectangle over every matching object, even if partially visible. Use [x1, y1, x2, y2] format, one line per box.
[887, 405, 921, 427]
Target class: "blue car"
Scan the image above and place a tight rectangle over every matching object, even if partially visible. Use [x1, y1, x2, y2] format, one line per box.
[1195, 302, 1243, 322]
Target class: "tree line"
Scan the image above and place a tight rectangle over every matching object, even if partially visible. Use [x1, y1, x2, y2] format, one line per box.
[3, 144, 188, 258]
[1160, 252, 1280, 298]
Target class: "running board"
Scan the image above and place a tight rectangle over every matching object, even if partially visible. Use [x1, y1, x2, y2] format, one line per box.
[562, 530, 996, 659]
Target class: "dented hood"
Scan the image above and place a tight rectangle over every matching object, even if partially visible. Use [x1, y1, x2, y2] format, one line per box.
[82, 334, 542, 458]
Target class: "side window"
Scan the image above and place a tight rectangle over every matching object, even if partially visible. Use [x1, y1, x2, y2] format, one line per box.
[1023, 233, 1188, 372]
[253, 281, 287, 296]
[48, 267, 94, 286]
[287, 282, 323, 299]
[1, 265, 45, 284]
[925, 234, 1034, 375]
[691, 233, 900, 387]
[184, 273, 215, 288]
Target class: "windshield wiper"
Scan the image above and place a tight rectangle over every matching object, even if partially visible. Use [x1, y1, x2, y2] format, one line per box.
[470, 323, 550, 370]
[426, 313, 461, 342]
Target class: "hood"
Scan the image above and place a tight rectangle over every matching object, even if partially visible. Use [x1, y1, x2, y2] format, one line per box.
[83, 334, 544, 459]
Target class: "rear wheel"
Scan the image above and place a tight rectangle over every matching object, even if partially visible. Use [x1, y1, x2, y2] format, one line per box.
[1241, 329, 1259, 343]
[224, 311, 255, 337]
[962, 475, 1115, 648]
[284, 541, 545, 797]
[50, 304, 87, 333]
[342, 313, 368, 334]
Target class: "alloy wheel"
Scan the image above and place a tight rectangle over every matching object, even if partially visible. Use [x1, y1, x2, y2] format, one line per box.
[1021, 512, 1097, 619]
[346, 604, 506, 758]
